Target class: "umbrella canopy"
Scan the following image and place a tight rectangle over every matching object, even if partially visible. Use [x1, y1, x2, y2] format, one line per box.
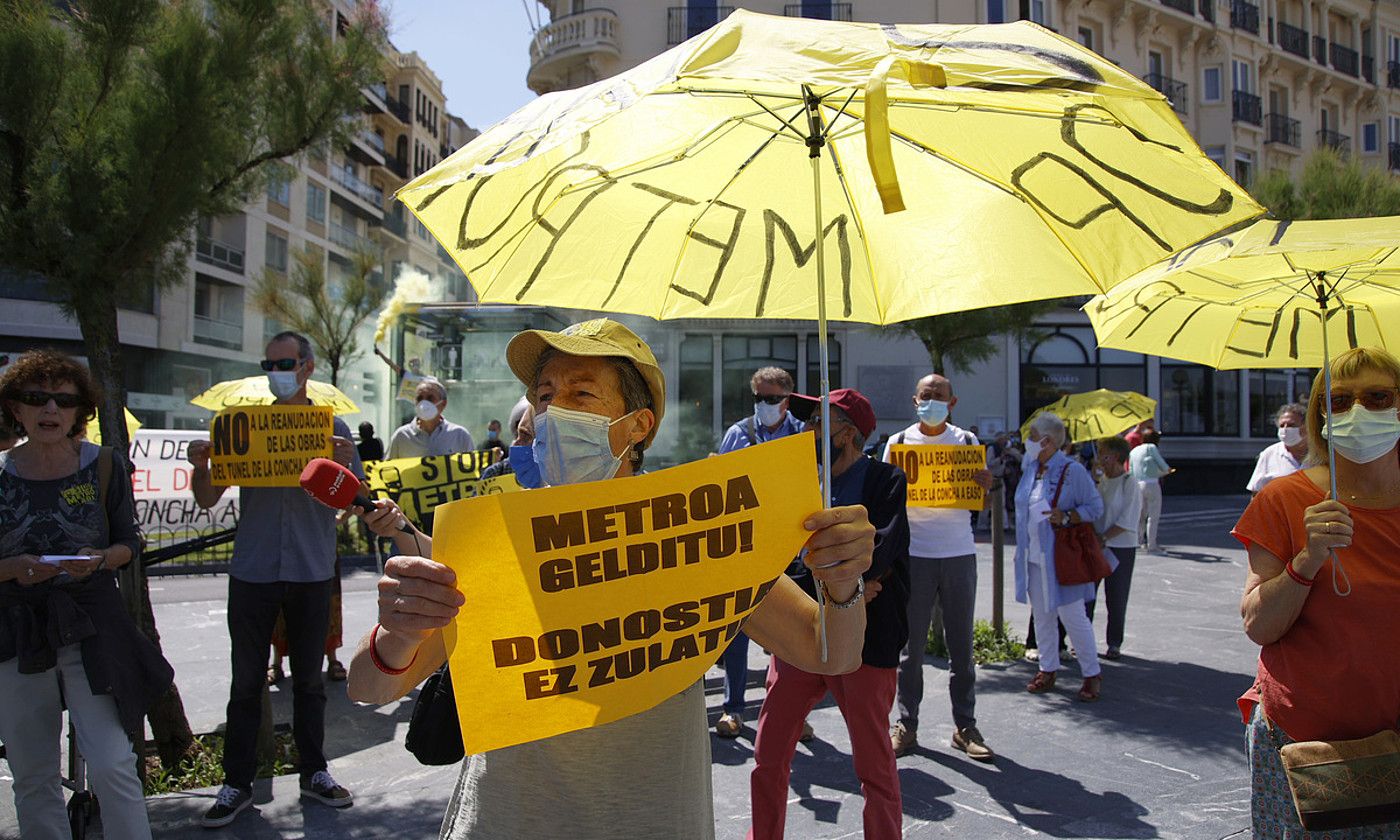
[399, 10, 1261, 324]
[87, 408, 142, 444]
[191, 376, 360, 415]
[1085, 216, 1400, 369]
[1020, 388, 1156, 444]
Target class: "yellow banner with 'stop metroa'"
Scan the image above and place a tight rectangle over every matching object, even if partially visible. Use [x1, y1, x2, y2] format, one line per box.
[434, 432, 820, 754]
[887, 444, 986, 510]
[208, 405, 334, 487]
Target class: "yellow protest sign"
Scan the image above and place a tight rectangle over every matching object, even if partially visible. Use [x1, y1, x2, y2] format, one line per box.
[361, 452, 520, 528]
[888, 444, 986, 510]
[434, 433, 820, 754]
[208, 405, 333, 487]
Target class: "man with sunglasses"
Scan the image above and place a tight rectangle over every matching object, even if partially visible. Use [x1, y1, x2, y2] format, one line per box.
[713, 366, 805, 738]
[186, 332, 362, 828]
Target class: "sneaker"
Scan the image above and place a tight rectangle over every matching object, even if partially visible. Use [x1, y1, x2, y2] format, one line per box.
[890, 721, 918, 757]
[1103, 646, 1122, 660]
[300, 770, 353, 808]
[799, 720, 814, 743]
[952, 726, 996, 762]
[1023, 648, 1040, 663]
[201, 785, 252, 828]
[714, 711, 742, 739]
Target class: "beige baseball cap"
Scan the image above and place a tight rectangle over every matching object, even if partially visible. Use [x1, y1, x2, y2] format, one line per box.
[506, 318, 666, 446]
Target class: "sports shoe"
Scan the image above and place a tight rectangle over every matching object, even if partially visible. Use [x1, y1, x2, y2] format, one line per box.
[799, 720, 814, 743]
[1023, 648, 1040, 663]
[715, 711, 742, 738]
[300, 770, 353, 807]
[201, 785, 252, 828]
[952, 726, 995, 762]
[890, 721, 918, 757]
[1103, 646, 1122, 660]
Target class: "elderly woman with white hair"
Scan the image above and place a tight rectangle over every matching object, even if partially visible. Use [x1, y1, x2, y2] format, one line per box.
[1014, 412, 1109, 702]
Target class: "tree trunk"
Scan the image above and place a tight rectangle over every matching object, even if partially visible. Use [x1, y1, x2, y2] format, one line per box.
[72, 287, 197, 769]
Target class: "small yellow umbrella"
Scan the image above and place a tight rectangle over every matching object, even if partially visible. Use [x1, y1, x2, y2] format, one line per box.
[87, 408, 142, 444]
[1020, 389, 1156, 444]
[191, 376, 360, 415]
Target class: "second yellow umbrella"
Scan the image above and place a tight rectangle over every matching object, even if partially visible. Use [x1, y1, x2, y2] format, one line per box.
[191, 376, 360, 415]
[1020, 389, 1156, 444]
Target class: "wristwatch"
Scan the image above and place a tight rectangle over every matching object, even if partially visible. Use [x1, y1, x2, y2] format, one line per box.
[818, 576, 866, 609]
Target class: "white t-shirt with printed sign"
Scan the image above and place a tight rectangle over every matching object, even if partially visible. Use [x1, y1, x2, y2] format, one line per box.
[882, 422, 981, 559]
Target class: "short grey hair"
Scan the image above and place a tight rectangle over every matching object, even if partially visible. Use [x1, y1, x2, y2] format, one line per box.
[1275, 402, 1307, 427]
[269, 331, 313, 361]
[1029, 412, 1067, 449]
[416, 376, 447, 402]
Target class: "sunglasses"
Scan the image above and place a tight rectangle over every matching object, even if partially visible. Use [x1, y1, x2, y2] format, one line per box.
[753, 394, 790, 405]
[260, 358, 302, 372]
[1328, 388, 1400, 414]
[15, 390, 83, 409]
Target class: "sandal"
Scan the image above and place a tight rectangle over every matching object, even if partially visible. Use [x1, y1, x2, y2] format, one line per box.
[327, 660, 347, 681]
[266, 663, 285, 686]
[1077, 675, 1102, 702]
[1025, 670, 1057, 694]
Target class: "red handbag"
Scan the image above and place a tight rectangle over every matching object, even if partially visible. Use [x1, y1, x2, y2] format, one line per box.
[1049, 466, 1113, 586]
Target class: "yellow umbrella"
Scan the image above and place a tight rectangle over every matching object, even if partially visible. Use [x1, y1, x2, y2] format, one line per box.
[1020, 389, 1156, 444]
[191, 376, 360, 415]
[1086, 215, 1400, 499]
[87, 408, 142, 444]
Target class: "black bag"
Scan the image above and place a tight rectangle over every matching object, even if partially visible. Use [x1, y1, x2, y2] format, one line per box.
[405, 663, 464, 765]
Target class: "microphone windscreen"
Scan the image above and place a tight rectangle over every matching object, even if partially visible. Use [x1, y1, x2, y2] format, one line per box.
[300, 458, 363, 510]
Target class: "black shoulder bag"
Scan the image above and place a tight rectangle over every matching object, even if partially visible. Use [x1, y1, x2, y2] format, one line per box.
[404, 663, 464, 765]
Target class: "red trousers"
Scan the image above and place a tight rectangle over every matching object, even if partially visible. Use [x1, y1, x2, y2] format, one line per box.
[748, 658, 901, 840]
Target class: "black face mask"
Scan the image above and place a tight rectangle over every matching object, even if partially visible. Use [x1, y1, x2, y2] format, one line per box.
[815, 431, 846, 467]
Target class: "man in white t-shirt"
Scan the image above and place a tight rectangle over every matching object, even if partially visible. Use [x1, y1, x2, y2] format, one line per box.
[1246, 402, 1308, 494]
[885, 373, 995, 762]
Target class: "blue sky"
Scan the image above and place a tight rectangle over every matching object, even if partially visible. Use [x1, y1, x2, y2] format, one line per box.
[386, 0, 541, 131]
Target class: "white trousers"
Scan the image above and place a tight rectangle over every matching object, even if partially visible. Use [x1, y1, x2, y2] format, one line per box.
[1027, 560, 1100, 678]
[0, 643, 153, 840]
[1138, 480, 1163, 551]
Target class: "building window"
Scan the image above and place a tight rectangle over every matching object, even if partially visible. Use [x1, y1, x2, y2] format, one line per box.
[987, 0, 1005, 23]
[1205, 145, 1226, 171]
[1232, 59, 1255, 94]
[306, 182, 327, 223]
[679, 334, 716, 440]
[1234, 150, 1254, 186]
[1161, 364, 1240, 436]
[1026, 0, 1050, 27]
[265, 230, 288, 272]
[1202, 66, 1222, 102]
[265, 172, 291, 207]
[805, 335, 843, 397]
[1362, 122, 1380, 153]
[1249, 370, 1311, 437]
[1076, 25, 1094, 51]
[1021, 327, 1146, 418]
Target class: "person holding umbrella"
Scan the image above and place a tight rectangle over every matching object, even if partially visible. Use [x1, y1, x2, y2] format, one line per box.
[1234, 346, 1400, 836]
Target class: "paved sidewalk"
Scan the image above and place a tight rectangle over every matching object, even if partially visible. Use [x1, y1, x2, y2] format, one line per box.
[2, 495, 1258, 839]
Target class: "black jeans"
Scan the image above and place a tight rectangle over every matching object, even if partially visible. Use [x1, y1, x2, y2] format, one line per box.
[224, 577, 332, 789]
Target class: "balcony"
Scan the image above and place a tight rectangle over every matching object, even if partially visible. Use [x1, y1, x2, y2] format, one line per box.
[784, 2, 854, 19]
[1160, 0, 1194, 15]
[385, 94, 410, 124]
[1229, 0, 1259, 33]
[193, 316, 244, 350]
[329, 166, 382, 208]
[1317, 129, 1350, 152]
[384, 154, 408, 180]
[381, 206, 408, 239]
[528, 8, 620, 91]
[1313, 35, 1327, 63]
[1277, 22, 1308, 58]
[1264, 113, 1300, 146]
[329, 221, 376, 252]
[1390, 142, 1399, 171]
[195, 237, 245, 274]
[1199, 0, 1215, 22]
[364, 82, 390, 114]
[1232, 90, 1262, 125]
[1329, 43, 1358, 77]
[1145, 72, 1188, 114]
[667, 6, 735, 45]
[1389, 60, 1400, 88]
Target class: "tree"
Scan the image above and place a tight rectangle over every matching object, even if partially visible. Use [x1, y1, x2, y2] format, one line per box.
[254, 246, 387, 387]
[0, 0, 386, 768]
[891, 300, 1063, 376]
[1252, 147, 1400, 220]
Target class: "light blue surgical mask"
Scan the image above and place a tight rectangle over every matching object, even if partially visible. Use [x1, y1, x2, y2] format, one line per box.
[532, 406, 636, 486]
[916, 398, 949, 426]
[267, 371, 300, 399]
[508, 444, 543, 489]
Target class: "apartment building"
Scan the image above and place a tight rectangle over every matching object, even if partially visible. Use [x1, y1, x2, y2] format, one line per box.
[506, 0, 1400, 485]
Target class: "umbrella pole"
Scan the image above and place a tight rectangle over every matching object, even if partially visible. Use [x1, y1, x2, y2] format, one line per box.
[1316, 274, 1338, 501]
[805, 86, 833, 663]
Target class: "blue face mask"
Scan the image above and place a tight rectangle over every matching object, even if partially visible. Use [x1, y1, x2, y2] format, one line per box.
[531, 406, 636, 487]
[508, 445, 543, 489]
[916, 398, 949, 426]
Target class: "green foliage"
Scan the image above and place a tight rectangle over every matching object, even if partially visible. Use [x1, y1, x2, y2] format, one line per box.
[143, 731, 297, 796]
[926, 618, 1026, 664]
[254, 246, 387, 386]
[891, 300, 1063, 376]
[1251, 148, 1400, 221]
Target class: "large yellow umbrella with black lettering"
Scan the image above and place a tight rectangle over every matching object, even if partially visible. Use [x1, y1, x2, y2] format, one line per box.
[1019, 389, 1156, 444]
[191, 376, 360, 415]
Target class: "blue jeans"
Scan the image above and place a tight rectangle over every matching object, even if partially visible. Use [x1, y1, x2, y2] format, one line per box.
[721, 631, 751, 714]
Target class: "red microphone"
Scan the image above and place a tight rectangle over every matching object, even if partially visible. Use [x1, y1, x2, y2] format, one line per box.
[300, 458, 410, 532]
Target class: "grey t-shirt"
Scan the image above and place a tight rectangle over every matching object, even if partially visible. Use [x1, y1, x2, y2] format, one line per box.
[441, 681, 714, 840]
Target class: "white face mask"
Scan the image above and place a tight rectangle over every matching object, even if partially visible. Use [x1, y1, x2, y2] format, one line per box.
[1277, 426, 1304, 448]
[267, 371, 300, 399]
[532, 405, 636, 486]
[416, 400, 441, 422]
[754, 400, 785, 427]
[1321, 404, 1400, 464]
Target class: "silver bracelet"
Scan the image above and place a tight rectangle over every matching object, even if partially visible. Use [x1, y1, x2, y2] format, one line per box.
[819, 576, 866, 609]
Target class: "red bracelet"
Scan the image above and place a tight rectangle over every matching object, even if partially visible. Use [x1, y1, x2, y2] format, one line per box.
[368, 623, 418, 675]
[1283, 560, 1315, 587]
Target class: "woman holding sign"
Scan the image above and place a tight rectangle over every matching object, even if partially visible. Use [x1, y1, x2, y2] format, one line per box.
[0, 350, 172, 840]
[348, 319, 876, 840]
[1013, 412, 1108, 702]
